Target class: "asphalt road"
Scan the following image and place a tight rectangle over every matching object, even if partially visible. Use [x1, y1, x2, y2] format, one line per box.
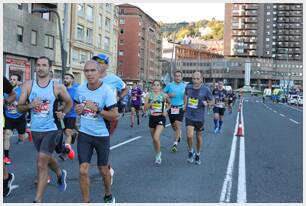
[4, 96, 303, 203]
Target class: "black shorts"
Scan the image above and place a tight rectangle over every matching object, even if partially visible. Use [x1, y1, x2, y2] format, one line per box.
[185, 118, 204, 132]
[77, 132, 110, 166]
[4, 116, 26, 134]
[213, 107, 226, 116]
[131, 104, 141, 111]
[167, 108, 184, 124]
[149, 115, 166, 128]
[32, 130, 62, 156]
[64, 117, 76, 130]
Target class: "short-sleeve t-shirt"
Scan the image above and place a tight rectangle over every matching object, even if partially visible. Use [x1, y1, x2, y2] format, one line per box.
[4, 86, 24, 119]
[130, 87, 142, 106]
[185, 84, 213, 122]
[74, 82, 117, 137]
[164, 82, 186, 107]
[101, 73, 126, 97]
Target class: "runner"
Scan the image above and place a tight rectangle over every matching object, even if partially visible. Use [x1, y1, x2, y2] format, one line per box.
[227, 89, 235, 114]
[74, 60, 117, 203]
[130, 82, 143, 127]
[141, 88, 149, 117]
[164, 71, 186, 153]
[184, 72, 213, 165]
[18, 56, 72, 202]
[3, 77, 17, 197]
[92, 53, 128, 185]
[144, 80, 170, 164]
[212, 81, 228, 134]
[3, 74, 30, 165]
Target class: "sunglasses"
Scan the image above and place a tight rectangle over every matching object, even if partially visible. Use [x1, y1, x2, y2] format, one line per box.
[96, 59, 107, 65]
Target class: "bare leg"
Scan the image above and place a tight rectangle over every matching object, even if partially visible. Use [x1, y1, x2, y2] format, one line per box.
[79, 163, 90, 203]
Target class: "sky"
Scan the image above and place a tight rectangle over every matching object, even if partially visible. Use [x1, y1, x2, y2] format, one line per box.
[131, 3, 225, 23]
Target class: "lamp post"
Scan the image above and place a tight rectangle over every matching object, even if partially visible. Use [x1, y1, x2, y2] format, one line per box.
[32, 8, 67, 81]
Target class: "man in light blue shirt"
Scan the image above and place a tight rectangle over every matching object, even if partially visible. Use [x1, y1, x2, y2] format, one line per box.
[164, 71, 186, 153]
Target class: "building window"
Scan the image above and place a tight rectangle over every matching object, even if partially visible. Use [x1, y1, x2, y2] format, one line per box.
[17, 3, 22, 10]
[119, 39, 124, 45]
[106, 3, 112, 12]
[77, 4, 85, 17]
[17, 25, 23, 42]
[76, 24, 84, 41]
[105, 18, 111, 32]
[31, 30, 37, 45]
[99, 14, 103, 28]
[266, 18, 270, 22]
[119, 9, 124, 14]
[104, 37, 110, 51]
[118, 50, 124, 56]
[86, 5, 93, 22]
[42, 12, 50, 21]
[72, 48, 79, 63]
[44, 34, 54, 49]
[98, 34, 102, 48]
[120, 29, 124, 34]
[119, 18, 125, 24]
[86, 28, 93, 44]
[267, 11, 271, 15]
[80, 51, 87, 64]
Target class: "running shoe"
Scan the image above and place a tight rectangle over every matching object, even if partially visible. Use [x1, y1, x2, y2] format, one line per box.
[57, 169, 67, 192]
[26, 129, 32, 142]
[4, 157, 12, 165]
[187, 151, 195, 163]
[178, 137, 181, 143]
[214, 127, 219, 134]
[218, 128, 222, 134]
[154, 153, 162, 164]
[171, 144, 178, 153]
[3, 173, 15, 197]
[130, 123, 133, 128]
[104, 195, 116, 203]
[65, 144, 75, 160]
[195, 155, 201, 165]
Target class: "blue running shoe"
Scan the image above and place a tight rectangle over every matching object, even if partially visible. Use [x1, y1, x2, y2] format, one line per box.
[187, 151, 195, 163]
[218, 128, 222, 133]
[57, 169, 67, 192]
[214, 127, 219, 134]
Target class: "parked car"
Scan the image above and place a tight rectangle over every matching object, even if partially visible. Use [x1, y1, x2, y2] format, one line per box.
[297, 95, 303, 106]
[288, 95, 298, 105]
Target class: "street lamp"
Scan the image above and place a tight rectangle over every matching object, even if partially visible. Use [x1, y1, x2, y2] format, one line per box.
[32, 8, 67, 81]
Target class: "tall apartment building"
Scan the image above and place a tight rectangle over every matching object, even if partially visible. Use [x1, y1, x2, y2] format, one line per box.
[117, 4, 162, 85]
[224, 3, 303, 88]
[3, 3, 57, 81]
[66, 3, 119, 82]
[224, 3, 303, 61]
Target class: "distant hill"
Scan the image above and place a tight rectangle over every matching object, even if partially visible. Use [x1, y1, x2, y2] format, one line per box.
[160, 18, 224, 41]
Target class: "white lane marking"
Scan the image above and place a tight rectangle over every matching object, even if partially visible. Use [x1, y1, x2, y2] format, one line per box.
[220, 112, 239, 203]
[245, 100, 248, 102]
[237, 103, 247, 203]
[289, 118, 299, 124]
[110, 136, 142, 150]
[165, 123, 171, 127]
[273, 110, 277, 113]
[256, 100, 259, 103]
[279, 103, 303, 112]
[279, 114, 286, 117]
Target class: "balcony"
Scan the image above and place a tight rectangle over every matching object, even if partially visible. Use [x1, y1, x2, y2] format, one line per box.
[291, 4, 302, 10]
[245, 24, 257, 29]
[245, 4, 258, 10]
[232, 10, 245, 17]
[244, 30, 257, 36]
[245, 10, 257, 16]
[245, 17, 258, 23]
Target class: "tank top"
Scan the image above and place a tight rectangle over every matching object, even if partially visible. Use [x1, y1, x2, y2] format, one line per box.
[148, 92, 166, 115]
[4, 87, 24, 119]
[28, 80, 57, 132]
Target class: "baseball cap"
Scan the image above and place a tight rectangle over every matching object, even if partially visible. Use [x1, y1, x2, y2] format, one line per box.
[65, 73, 75, 79]
[92, 53, 109, 64]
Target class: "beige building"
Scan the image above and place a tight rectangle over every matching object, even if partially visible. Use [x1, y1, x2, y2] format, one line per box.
[54, 3, 119, 83]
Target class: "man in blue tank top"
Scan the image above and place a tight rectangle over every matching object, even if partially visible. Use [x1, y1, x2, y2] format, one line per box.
[18, 56, 73, 203]
[3, 74, 30, 165]
[164, 71, 186, 153]
[184, 72, 213, 165]
[74, 60, 118, 203]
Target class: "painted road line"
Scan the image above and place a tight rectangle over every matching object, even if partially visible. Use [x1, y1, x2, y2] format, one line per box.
[289, 118, 299, 124]
[237, 102, 247, 203]
[165, 123, 171, 127]
[110, 136, 142, 150]
[273, 110, 277, 113]
[279, 114, 286, 117]
[280, 103, 303, 112]
[220, 112, 239, 203]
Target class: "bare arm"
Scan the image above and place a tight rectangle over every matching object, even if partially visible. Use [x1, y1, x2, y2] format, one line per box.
[99, 107, 118, 121]
[55, 84, 73, 119]
[144, 95, 150, 112]
[17, 81, 35, 113]
[5, 91, 16, 105]
[119, 87, 129, 100]
[184, 95, 188, 111]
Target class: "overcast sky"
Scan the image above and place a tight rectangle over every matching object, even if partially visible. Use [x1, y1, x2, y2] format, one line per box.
[131, 3, 225, 23]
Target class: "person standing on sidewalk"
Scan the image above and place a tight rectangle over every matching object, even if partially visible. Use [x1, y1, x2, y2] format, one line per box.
[164, 71, 186, 153]
[184, 72, 213, 165]
[18, 56, 72, 202]
[74, 60, 118, 203]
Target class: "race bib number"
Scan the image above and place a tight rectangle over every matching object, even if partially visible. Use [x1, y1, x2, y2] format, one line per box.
[150, 102, 162, 114]
[33, 100, 50, 117]
[188, 97, 198, 109]
[7, 101, 18, 114]
[170, 107, 179, 114]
